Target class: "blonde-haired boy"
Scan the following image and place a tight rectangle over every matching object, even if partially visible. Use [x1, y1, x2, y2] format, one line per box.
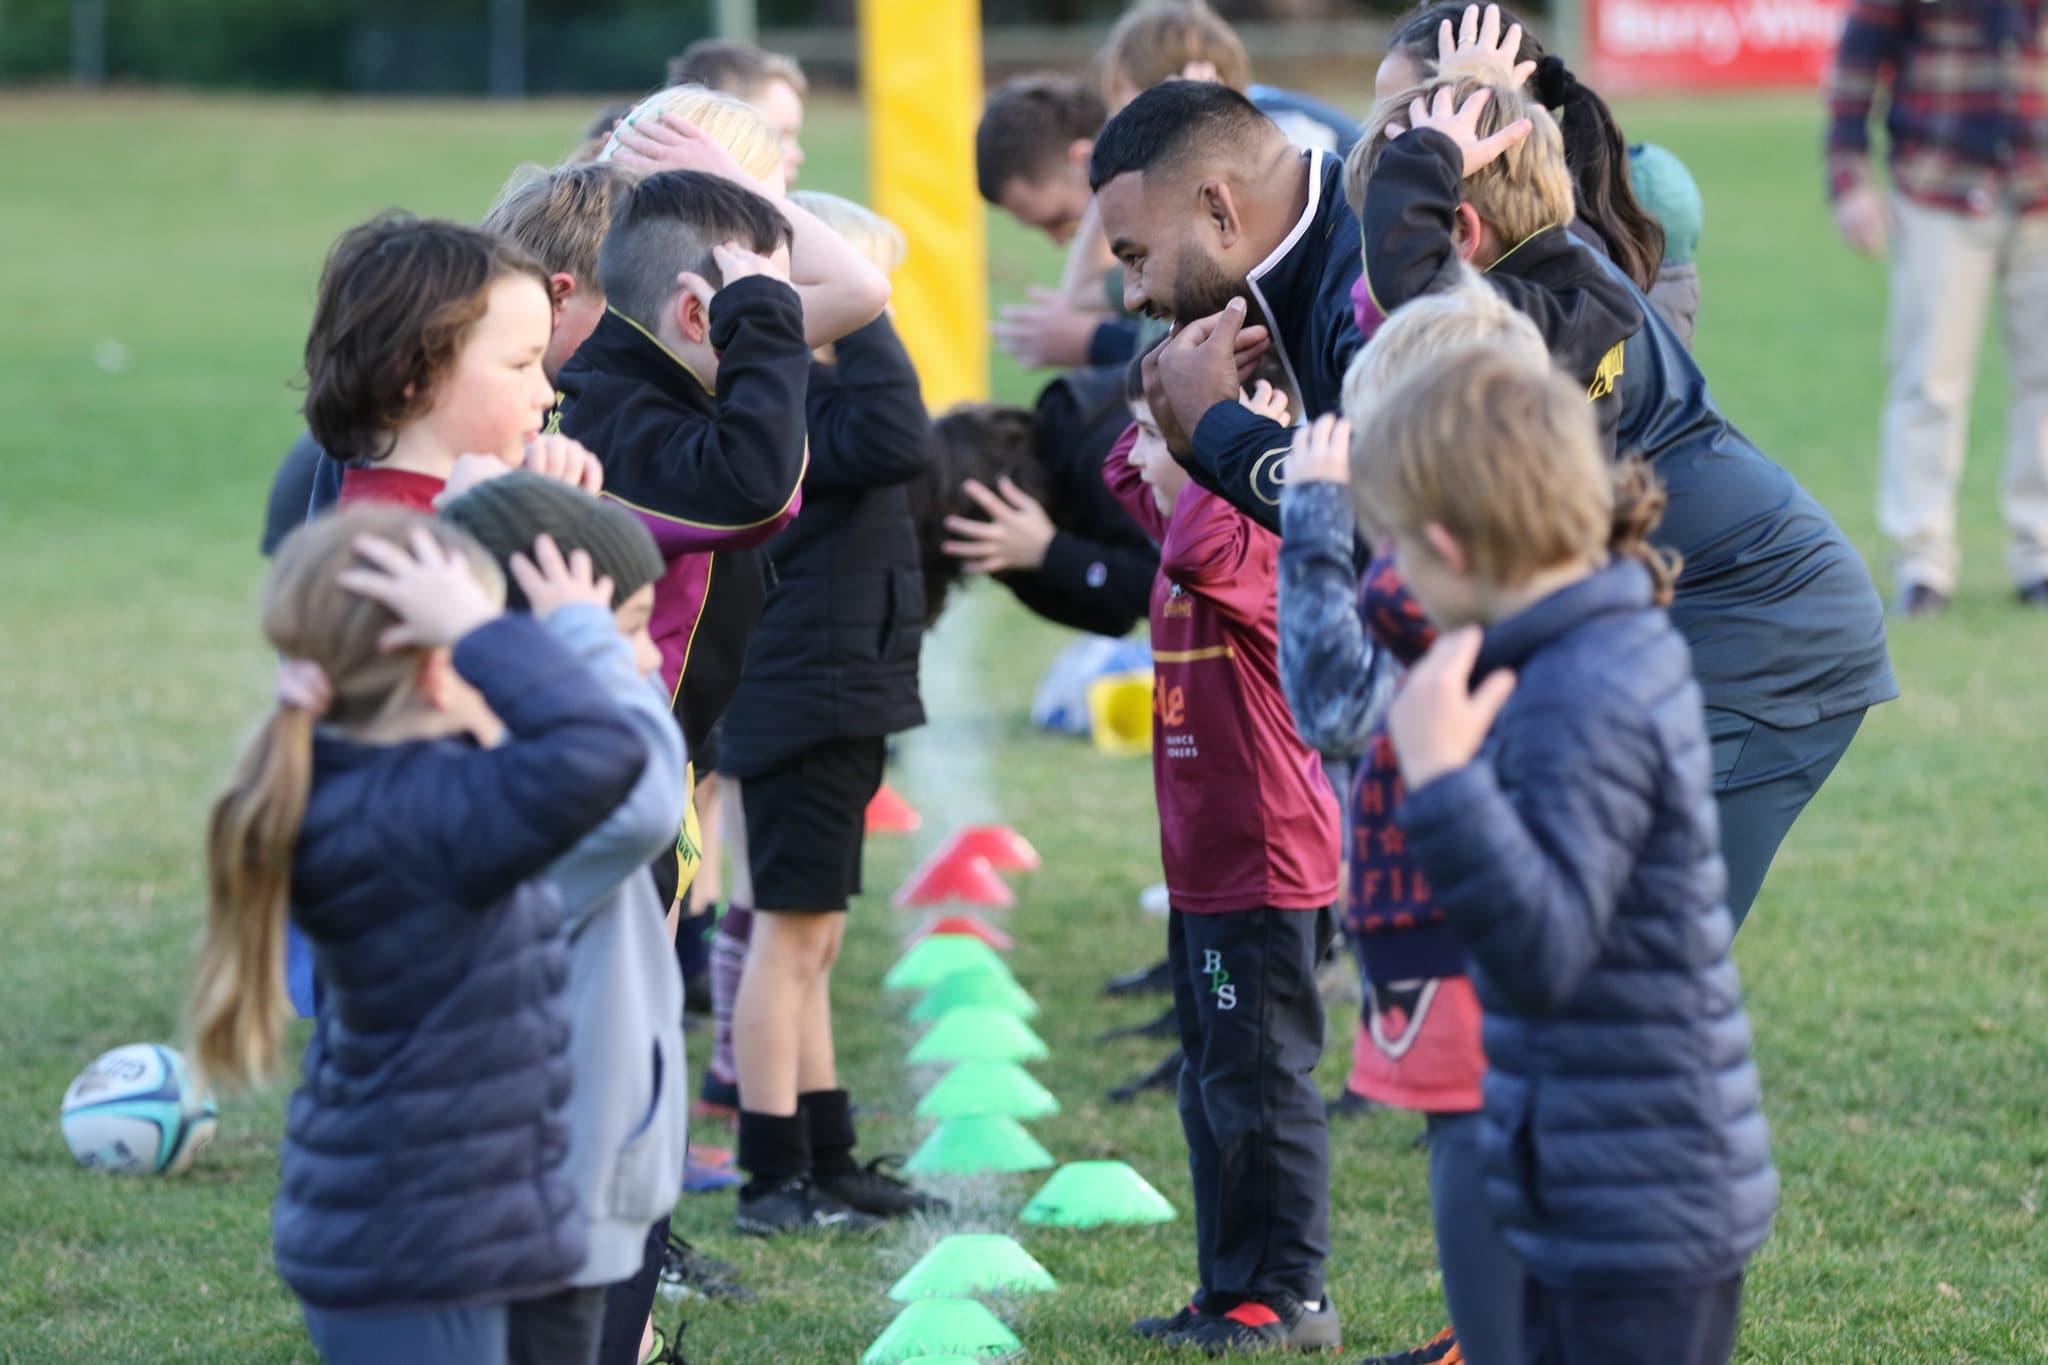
[1348, 75, 1640, 449]
[483, 160, 637, 383]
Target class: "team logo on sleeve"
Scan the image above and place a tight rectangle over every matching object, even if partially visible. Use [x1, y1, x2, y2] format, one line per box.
[1248, 445, 1295, 507]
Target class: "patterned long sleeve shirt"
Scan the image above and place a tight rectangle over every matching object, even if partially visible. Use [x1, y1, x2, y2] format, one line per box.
[1277, 479, 1392, 760]
[1825, 0, 2048, 214]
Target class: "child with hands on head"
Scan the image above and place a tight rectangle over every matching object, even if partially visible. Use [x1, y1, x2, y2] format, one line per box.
[1105, 360, 1345, 1355]
[1353, 350, 1775, 1365]
[302, 215, 604, 514]
[186, 506, 652, 1365]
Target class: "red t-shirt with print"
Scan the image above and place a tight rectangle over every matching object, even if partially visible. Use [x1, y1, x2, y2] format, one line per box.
[1103, 424, 1339, 914]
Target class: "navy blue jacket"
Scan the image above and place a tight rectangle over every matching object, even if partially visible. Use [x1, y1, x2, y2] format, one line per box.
[1399, 564, 1777, 1289]
[1185, 148, 1365, 529]
[718, 316, 930, 776]
[275, 614, 649, 1312]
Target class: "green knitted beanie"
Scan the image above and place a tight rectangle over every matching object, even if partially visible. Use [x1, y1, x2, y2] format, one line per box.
[439, 471, 664, 611]
[1628, 142, 1704, 267]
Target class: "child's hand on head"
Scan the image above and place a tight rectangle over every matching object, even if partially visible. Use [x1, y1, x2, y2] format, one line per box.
[941, 479, 1057, 574]
[712, 242, 790, 287]
[1387, 624, 1517, 789]
[520, 434, 605, 494]
[509, 533, 616, 621]
[610, 112, 778, 196]
[1240, 379, 1292, 427]
[1384, 85, 1533, 178]
[1435, 4, 1536, 89]
[336, 527, 503, 651]
[438, 454, 517, 508]
[1288, 413, 1351, 485]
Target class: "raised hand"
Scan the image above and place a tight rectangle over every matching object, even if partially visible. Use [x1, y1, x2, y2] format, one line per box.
[1436, 4, 1536, 88]
[1832, 182, 1890, 258]
[521, 433, 605, 494]
[437, 453, 517, 507]
[509, 533, 615, 620]
[1385, 85, 1533, 178]
[941, 477, 1057, 574]
[336, 526, 503, 652]
[993, 285, 1103, 369]
[1241, 378, 1293, 427]
[1148, 297, 1272, 455]
[610, 112, 777, 195]
[712, 240, 789, 286]
[1388, 625, 1517, 789]
[1287, 412, 1351, 485]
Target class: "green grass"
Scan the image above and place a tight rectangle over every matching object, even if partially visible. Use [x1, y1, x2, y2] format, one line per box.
[0, 88, 2043, 1364]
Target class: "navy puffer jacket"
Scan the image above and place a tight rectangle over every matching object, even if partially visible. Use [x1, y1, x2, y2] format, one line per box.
[1399, 564, 1776, 1289]
[275, 612, 648, 1311]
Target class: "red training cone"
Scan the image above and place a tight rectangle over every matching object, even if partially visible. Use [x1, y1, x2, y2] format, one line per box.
[893, 849, 1015, 910]
[941, 825, 1041, 873]
[906, 914, 1015, 952]
[866, 784, 922, 835]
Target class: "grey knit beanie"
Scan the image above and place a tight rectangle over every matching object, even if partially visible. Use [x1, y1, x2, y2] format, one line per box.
[439, 471, 664, 611]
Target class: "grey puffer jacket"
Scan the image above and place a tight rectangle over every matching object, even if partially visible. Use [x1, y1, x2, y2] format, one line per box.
[1399, 563, 1776, 1289]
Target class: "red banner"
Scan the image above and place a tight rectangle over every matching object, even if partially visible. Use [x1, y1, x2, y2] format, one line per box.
[1585, 0, 1849, 92]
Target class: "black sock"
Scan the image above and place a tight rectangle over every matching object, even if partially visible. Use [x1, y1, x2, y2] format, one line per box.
[802, 1088, 858, 1177]
[674, 904, 715, 980]
[736, 1109, 808, 1196]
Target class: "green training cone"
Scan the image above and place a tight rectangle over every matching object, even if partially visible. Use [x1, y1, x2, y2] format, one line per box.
[862, 1299, 1022, 1365]
[906, 1008, 1049, 1066]
[1020, 1160, 1178, 1227]
[901, 1358, 986, 1364]
[904, 1115, 1056, 1176]
[910, 971, 1041, 1023]
[915, 1061, 1061, 1121]
[888, 1233, 1058, 1302]
[885, 936, 1014, 992]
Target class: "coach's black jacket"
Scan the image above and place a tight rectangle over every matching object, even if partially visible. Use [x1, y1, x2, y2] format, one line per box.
[1183, 147, 1366, 531]
[1361, 126, 1644, 451]
[717, 316, 930, 778]
[554, 279, 810, 754]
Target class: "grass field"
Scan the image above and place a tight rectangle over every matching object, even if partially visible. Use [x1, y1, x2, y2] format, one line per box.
[1, 86, 2044, 1365]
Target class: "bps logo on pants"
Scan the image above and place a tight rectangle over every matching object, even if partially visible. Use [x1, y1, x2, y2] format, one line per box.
[1203, 949, 1237, 1011]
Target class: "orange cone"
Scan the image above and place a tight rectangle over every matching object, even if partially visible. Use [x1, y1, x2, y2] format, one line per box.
[866, 784, 922, 834]
[941, 825, 1041, 873]
[893, 849, 1014, 910]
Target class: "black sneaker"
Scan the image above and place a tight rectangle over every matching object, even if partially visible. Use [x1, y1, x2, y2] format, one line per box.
[814, 1154, 951, 1219]
[733, 1177, 884, 1237]
[2020, 579, 2048, 608]
[1359, 1326, 1460, 1364]
[1133, 1301, 1204, 1339]
[1099, 1005, 1180, 1042]
[1326, 1090, 1381, 1119]
[1103, 957, 1174, 997]
[1109, 1047, 1184, 1103]
[682, 969, 712, 1016]
[657, 1233, 752, 1302]
[1167, 1296, 1342, 1355]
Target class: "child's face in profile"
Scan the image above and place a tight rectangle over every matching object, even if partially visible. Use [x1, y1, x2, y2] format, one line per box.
[545, 283, 607, 385]
[419, 275, 558, 465]
[613, 584, 660, 679]
[1127, 397, 1191, 515]
[754, 78, 806, 187]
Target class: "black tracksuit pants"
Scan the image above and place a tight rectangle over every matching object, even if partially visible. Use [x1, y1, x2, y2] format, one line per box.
[1522, 1273, 1744, 1365]
[1167, 905, 1333, 1308]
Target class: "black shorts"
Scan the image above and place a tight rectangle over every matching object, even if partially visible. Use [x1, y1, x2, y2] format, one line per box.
[731, 736, 886, 913]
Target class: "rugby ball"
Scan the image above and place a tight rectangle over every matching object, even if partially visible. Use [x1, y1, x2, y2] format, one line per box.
[60, 1044, 218, 1175]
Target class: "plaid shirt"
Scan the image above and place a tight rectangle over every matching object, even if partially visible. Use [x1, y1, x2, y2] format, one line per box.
[1826, 0, 2048, 213]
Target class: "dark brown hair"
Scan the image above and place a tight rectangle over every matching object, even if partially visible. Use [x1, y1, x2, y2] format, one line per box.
[302, 214, 549, 466]
[917, 404, 1057, 624]
[597, 171, 793, 332]
[1386, 2, 1666, 292]
[665, 39, 807, 99]
[976, 75, 1107, 204]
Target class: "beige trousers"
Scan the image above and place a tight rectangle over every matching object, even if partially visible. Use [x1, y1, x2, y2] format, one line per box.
[1881, 193, 2048, 593]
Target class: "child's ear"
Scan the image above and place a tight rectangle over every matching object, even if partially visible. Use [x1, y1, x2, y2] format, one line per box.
[1452, 203, 1486, 263]
[1067, 138, 1094, 169]
[1423, 522, 1470, 575]
[1200, 180, 1241, 248]
[547, 272, 577, 309]
[673, 273, 716, 344]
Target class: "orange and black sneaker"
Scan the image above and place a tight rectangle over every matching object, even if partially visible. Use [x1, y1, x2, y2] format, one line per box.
[1167, 1296, 1342, 1355]
[1358, 1326, 1461, 1364]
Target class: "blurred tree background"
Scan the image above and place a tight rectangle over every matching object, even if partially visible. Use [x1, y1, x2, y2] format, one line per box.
[0, 0, 1401, 93]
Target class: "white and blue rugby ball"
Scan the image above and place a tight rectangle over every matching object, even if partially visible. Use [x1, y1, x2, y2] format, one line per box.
[60, 1044, 218, 1175]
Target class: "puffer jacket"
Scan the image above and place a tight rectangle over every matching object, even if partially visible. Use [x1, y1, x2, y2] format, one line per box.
[1398, 563, 1777, 1289]
[717, 316, 929, 777]
[275, 612, 648, 1312]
